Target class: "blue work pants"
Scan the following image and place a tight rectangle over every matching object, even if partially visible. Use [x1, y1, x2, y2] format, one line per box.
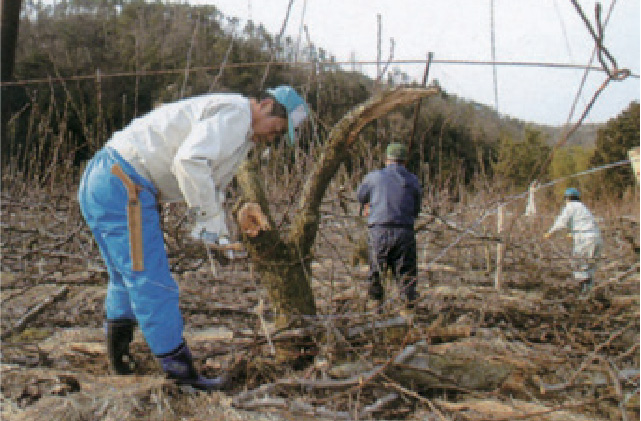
[77, 148, 183, 355]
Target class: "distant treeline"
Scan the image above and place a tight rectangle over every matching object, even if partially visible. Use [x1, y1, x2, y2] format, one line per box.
[2, 0, 638, 198]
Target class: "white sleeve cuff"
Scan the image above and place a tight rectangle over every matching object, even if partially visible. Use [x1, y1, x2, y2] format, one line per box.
[191, 212, 229, 238]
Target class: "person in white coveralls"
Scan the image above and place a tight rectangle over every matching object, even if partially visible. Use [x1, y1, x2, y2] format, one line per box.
[544, 187, 603, 293]
[77, 86, 308, 390]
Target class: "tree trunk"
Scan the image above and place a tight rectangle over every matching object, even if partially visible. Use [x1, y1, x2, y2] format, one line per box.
[1, 0, 21, 82]
[234, 87, 440, 338]
[1, 0, 23, 162]
[235, 159, 317, 329]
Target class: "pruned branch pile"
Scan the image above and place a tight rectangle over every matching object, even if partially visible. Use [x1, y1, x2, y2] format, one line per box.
[1, 179, 638, 420]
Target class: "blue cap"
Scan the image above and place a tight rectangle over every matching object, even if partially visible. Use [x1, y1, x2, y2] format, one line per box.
[564, 187, 580, 198]
[266, 85, 308, 145]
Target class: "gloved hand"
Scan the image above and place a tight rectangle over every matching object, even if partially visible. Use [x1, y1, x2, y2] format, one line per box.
[218, 236, 247, 259]
[238, 202, 270, 237]
[191, 226, 219, 245]
[191, 229, 247, 259]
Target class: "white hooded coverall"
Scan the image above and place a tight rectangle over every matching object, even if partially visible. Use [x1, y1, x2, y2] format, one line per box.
[547, 200, 602, 282]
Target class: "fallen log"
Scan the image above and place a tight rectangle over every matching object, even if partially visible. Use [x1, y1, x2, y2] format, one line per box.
[2, 286, 68, 340]
[435, 398, 607, 421]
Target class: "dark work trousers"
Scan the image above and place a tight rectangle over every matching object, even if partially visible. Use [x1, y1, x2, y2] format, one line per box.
[367, 226, 418, 302]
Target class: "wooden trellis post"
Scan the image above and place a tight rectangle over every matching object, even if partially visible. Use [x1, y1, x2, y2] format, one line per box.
[495, 204, 505, 290]
[524, 181, 538, 216]
[485, 245, 492, 274]
[629, 147, 640, 184]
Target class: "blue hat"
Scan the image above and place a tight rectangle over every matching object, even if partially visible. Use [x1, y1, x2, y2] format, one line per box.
[564, 187, 580, 199]
[266, 85, 308, 145]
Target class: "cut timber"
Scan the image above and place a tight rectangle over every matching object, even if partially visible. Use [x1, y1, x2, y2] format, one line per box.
[188, 327, 234, 341]
[436, 398, 608, 421]
[419, 262, 457, 272]
[329, 341, 518, 392]
[69, 343, 104, 356]
[2, 286, 68, 340]
[347, 316, 409, 338]
[387, 346, 513, 391]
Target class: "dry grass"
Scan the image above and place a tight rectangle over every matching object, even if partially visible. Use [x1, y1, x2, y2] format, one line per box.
[1, 162, 639, 420]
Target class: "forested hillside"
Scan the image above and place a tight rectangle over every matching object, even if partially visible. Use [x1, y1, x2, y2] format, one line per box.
[4, 0, 634, 198]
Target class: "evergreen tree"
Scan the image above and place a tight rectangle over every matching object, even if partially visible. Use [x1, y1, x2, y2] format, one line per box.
[590, 102, 640, 197]
[492, 127, 551, 190]
[549, 145, 593, 199]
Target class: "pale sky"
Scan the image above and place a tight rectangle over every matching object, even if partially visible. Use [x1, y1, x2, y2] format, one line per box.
[190, 0, 640, 126]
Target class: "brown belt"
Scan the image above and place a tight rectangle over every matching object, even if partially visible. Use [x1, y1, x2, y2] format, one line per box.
[111, 164, 145, 271]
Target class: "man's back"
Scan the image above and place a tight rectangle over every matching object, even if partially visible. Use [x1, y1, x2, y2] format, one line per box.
[357, 163, 421, 226]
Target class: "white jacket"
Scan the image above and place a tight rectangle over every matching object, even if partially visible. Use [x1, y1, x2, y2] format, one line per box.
[547, 201, 601, 238]
[107, 93, 254, 237]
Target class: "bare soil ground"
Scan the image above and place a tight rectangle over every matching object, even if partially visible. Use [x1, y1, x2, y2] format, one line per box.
[1, 184, 639, 420]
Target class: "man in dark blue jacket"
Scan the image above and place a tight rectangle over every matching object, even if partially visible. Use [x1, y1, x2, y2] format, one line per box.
[357, 143, 422, 308]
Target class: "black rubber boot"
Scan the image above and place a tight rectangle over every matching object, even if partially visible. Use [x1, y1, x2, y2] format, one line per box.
[105, 319, 137, 375]
[581, 278, 594, 294]
[368, 279, 384, 301]
[158, 342, 227, 391]
[366, 279, 385, 314]
[401, 278, 419, 309]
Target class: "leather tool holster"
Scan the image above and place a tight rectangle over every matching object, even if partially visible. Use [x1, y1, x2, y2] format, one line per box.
[111, 164, 145, 271]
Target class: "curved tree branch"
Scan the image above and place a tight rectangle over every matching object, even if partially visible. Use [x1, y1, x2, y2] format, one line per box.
[290, 86, 440, 256]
